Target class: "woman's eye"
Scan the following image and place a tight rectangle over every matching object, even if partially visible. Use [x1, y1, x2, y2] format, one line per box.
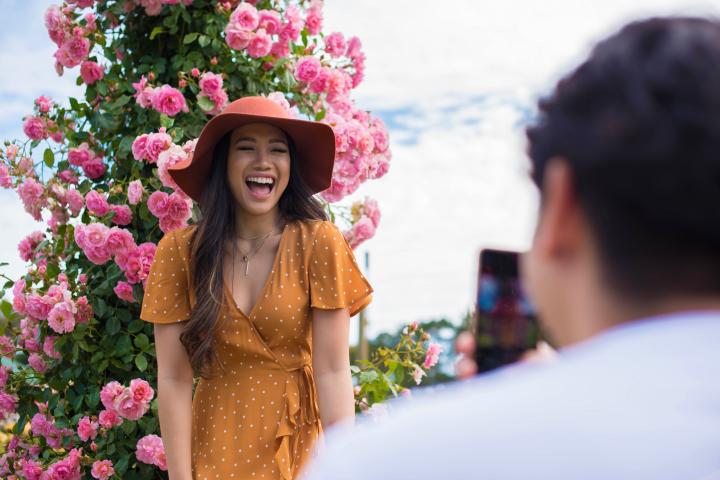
[238, 146, 254, 151]
[273, 149, 288, 154]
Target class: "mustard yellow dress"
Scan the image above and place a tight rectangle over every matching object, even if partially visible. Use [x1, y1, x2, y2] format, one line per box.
[139, 219, 373, 480]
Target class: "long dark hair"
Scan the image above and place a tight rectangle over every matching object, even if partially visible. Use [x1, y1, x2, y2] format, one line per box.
[179, 129, 328, 378]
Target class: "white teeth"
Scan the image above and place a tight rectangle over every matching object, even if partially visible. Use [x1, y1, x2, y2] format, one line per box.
[246, 176, 274, 185]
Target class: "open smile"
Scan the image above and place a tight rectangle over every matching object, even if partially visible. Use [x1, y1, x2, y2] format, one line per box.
[245, 175, 276, 201]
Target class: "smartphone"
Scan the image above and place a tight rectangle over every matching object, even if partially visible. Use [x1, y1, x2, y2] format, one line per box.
[473, 249, 541, 373]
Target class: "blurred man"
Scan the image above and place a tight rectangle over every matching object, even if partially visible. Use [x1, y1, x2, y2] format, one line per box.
[302, 17, 720, 480]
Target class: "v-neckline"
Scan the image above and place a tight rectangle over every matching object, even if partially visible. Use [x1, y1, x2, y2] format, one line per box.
[223, 221, 290, 320]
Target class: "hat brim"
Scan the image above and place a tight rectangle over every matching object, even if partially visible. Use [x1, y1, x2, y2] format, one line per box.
[168, 112, 336, 203]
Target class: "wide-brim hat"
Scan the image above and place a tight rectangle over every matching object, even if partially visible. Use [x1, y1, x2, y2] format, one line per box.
[168, 95, 336, 203]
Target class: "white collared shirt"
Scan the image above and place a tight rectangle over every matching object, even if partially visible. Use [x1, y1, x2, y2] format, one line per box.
[302, 311, 720, 480]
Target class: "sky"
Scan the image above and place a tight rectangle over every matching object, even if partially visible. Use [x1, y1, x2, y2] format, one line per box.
[0, 0, 717, 337]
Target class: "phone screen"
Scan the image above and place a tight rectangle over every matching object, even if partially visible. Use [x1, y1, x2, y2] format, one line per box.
[474, 249, 541, 373]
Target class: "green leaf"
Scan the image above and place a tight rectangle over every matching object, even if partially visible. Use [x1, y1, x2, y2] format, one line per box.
[198, 34, 210, 48]
[45, 263, 60, 279]
[69, 97, 80, 110]
[159, 114, 175, 129]
[97, 81, 108, 96]
[128, 319, 145, 334]
[197, 94, 215, 112]
[134, 333, 149, 349]
[150, 26, 165, 40]
[43, 148, 54, 168]
[106, 316, 121, 336]
[113, 95, 131, 108]
[1, 300, 12, 319]
[359, 370, 379, 384]
[135, 353, 148, 371]
[183, 32, 198, 44]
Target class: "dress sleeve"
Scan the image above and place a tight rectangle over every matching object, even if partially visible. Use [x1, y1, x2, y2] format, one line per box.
[308, 221, 374, 317]
[140, 229, 192, 324]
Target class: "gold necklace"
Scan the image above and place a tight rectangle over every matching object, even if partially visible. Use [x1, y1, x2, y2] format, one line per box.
[231, 223, 285, 277]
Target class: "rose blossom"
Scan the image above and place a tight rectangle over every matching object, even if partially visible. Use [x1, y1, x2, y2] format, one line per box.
[230, 2, 259, 30]
[294, 56, 321, 83]
[324, 32, 346, 58]
[247, 29, 272, 58]
[136, 434, 166, 468]
[151, 84, 188, 117]
[423, 342, 443, 369]
[47, 300, 77, 334]
[80, 61, 104, 85]
[91, 459, 115, 480]
[225, 22, 253, 50]
[130, 378, 154, 403]
[127, 180, 144, 205]
[85, 190, 110, 216]
[98, 409, 123, 428]
[23, 117, 47, 141]
[110, 204, 132, 226]
[114, 281, 135, 302]
[35, 95, 54, 113]
[82, 158, 107, 179]
[28, 353, 48, 373]
[77, 416, 98, 441]
[113, 388, 148, 420]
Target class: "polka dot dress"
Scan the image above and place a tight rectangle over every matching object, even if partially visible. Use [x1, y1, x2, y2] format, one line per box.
[140, 219, 373, 480]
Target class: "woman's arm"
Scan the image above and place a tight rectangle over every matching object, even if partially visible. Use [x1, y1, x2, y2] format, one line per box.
[311, 307, 355, 430]
[154, 322, 195, 480]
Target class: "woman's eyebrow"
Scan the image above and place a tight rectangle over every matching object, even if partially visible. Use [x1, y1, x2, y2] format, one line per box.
[235, 136, 257, 144]
[269, 138, 288, 145]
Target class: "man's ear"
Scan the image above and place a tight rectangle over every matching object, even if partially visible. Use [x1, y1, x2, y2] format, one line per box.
[533, 157, 583, 261]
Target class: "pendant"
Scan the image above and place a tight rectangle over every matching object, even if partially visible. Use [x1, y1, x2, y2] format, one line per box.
[242, 255, 249, 276]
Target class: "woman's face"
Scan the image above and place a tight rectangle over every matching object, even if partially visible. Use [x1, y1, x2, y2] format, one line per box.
[226, 122, 291, 217]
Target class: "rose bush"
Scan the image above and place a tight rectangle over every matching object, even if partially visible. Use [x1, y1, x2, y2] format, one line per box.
[0, 1, 405, 477]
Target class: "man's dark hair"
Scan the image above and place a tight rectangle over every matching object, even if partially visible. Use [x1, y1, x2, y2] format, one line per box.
[526, 17, 720, 298]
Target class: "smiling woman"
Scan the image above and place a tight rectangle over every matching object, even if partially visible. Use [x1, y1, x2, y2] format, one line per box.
[139, 95, 374, 480]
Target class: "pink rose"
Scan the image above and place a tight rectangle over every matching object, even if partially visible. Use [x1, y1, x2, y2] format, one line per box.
[230, 2, 259, 30]
[129, 378, 154, 403]
[85, 190, 110, 216]
[35, 95, 54, 113]
[198, 71, 223, 94]
[127, 180, 144, 205]
[68, 142, 93, 166]
[258, 9, 281, 34]
[91, 459, 115, 480]
[55, 35, 91, 68]
[305, 8, 323, 36]
[293, 56, 321, 83]
[309, 67, 331, 94]
[147, 191, 170, 218]
[47, 300, 77, 334]
[43, 335, 62, 359]
[324, 32, 346, 58]
[113, 388, 148, 420]
[423, 342, 443, 369]
[26, 294, 53, 320]
[100, 381, 125, 411]
[363, 197, 381, 227]
[110, 204, 132, 226]
[28, 353, 48, 373]
[80, 61, 104, 85]
[346, 36, 362, 58]
[82, 158, 107, 179]
[106, 227, 135, 256]
[225, 23, 253, 50]
[132, 76, 156, 108]
[144, 130, 173, 163]
[113, 281, 135, 302]
[77, 415, 98, 441]
[131, 134, 149, 161]
[345, 216, 376, 249]
[23, 117, 47, 141]
[98, 409, 123, 428]
[157, 144, 188, 189]
[247, 29, 273, 58]
[271, 39, 290, 59]
[75, 295, 93, 323]
[136, 434, 165, 468]
[412, 365, 426, 385]
[65, 188, 85, 215]
[151, 85, 188, 117]
[0, 391, 19, 420]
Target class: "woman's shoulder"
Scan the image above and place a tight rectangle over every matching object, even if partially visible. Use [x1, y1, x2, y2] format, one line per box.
[156, 224, 197, 258]
[291, 218, 341, 242]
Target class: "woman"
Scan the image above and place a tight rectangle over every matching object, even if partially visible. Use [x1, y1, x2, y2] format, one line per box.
[139, 96, 373, 480]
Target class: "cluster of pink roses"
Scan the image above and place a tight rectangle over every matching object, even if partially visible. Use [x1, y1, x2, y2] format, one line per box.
[135, 434, 168, 470]
[343, 197, 382, 249]
[85, 190, 132, 226]
[13, 279, 92, 335]
[321, 104, 391, 202]
[197, 71, 229, 115]
[101, 378, 154, 422]
[31, 404, 76, 450]
[224, 1, 306, 59]
[147, 190, 193, 233]
[132, 75, 189, 117]
[22, 96, 64, 144]
[68, 142, 107, 179]
[80, 60, 104, 85]
[133, 0, 193, 17]
[74, 223, 157, 286]
[44, 4, 96, 73]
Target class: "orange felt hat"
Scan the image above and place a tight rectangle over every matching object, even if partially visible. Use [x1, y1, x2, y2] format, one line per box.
[168, 95, 336, 203]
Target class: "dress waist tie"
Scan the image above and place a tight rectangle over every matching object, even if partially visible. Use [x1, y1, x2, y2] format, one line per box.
[274, 363, 321, 480]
